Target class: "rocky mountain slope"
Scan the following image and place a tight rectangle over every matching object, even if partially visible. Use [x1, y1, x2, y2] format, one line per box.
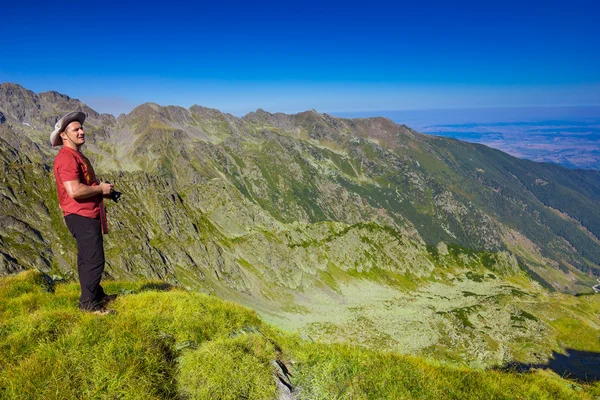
[1, 82, 599, 366]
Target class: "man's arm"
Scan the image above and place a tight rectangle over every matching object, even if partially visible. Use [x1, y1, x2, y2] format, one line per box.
[63, 180, 113, 200]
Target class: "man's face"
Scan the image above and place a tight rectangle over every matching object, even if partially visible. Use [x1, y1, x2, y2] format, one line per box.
[61, 121, 85, 146]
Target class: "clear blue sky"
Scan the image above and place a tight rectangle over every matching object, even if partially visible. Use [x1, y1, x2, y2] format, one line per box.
[1, 0, 599, 116]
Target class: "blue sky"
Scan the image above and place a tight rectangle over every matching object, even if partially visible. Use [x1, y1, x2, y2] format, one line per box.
[1, 0, 599, 116]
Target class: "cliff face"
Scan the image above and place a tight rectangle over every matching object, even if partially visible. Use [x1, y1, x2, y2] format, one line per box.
[1, 83, 600, 364]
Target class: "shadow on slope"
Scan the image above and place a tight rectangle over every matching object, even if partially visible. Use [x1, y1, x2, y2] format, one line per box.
[502, 348, 600, 382]
[139, 282, 173, 292]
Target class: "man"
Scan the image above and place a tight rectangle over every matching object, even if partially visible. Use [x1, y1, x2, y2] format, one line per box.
[51, 111, 116, 313]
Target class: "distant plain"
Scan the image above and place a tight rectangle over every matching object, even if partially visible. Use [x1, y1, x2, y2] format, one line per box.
[334, 106, 600, 171]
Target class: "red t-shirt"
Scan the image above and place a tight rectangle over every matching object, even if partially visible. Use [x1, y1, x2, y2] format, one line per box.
[53, 146, 100, 218]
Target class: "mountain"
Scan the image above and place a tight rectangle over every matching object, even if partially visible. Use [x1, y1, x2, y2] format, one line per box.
[1, 82, 599, 367]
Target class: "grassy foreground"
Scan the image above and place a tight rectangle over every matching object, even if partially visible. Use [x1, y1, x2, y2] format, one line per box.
[1, 271, 598, 399]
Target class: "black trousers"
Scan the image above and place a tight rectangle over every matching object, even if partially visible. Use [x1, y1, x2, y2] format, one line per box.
[65, 214, 106, 310]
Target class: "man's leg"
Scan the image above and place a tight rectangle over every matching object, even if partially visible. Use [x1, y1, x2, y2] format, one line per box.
[65, 214, 106, 310]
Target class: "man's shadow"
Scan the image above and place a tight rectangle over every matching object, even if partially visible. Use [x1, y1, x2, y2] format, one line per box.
[139, 282, 173, 292]
[116, 282, 174, 296]
[500, 348, 600, 382]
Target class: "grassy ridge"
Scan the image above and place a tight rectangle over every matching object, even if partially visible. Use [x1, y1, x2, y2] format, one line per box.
[1, 271, 599, 399]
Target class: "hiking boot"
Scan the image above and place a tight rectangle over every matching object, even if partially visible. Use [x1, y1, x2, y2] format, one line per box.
[99, 293, 118, 306]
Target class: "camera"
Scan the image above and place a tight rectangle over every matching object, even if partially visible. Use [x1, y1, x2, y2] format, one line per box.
[110, 190, 122, 202]
[101, 180, 122, 202]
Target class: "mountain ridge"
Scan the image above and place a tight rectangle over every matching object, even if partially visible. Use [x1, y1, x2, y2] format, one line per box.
[1, 82, 599, 366]
[2, 82, 599, 279]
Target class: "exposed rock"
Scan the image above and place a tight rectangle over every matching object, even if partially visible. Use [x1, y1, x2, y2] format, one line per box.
[272, 359, 295, 400]
[0, 251, 25, 275]
[436, 241, 449, 256]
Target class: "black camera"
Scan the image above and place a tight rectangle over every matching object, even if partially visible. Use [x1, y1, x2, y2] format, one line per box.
[101, 180, 122, 202]
[110, 190, 122, 202]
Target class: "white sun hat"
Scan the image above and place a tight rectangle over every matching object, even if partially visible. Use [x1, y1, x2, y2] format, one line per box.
[50, 111, 86, 146]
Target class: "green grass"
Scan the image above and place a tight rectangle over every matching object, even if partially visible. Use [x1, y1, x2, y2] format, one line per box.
[286, 340, 599, 399]
[0, 271, 275, 399]
[1, 270, 599, 399]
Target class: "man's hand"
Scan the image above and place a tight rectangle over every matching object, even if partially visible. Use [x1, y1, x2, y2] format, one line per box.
[99, 181, 114, 196]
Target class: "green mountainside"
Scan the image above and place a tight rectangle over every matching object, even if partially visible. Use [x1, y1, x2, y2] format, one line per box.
[1, 83, 600, 371]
